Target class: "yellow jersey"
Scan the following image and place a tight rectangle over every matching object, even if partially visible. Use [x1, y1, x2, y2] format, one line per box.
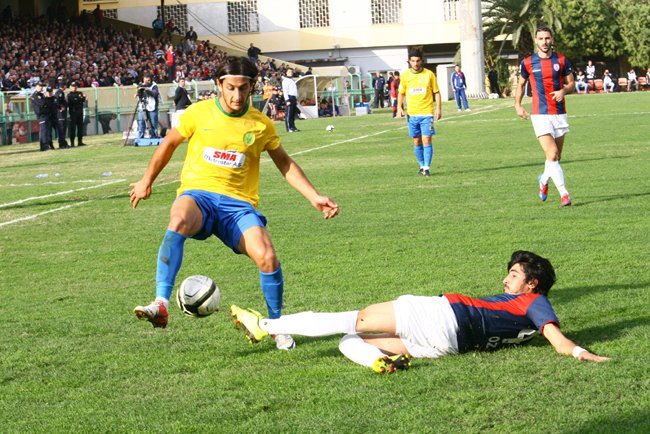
[176, 99, 280, 208]
[398, 68, 440, 116]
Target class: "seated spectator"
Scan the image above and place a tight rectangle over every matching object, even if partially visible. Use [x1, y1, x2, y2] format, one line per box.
[603, 70, 615, 93]
[185, 26, 198, 41]
[318, 99, 333, 117]
[627, 69, 638, 92]
[585, 60, 596, 82]
[165, 19, 181, 39]
[575, 70, 588, 94]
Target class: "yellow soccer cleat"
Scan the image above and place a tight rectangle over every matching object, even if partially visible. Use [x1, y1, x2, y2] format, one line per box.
[372, 354, 412, 374]
[230, 305, 269, 344]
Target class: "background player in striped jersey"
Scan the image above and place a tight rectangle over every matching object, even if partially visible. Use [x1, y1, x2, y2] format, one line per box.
[515, 26, 575, 207]
[130, 56, 340, 351]
[396, 49, 442, 177]
[231, 250, 610, 373]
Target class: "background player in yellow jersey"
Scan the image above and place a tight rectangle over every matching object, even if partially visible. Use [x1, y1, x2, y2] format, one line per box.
[130, 56, 340, 350]
[397, 49, 442, 177]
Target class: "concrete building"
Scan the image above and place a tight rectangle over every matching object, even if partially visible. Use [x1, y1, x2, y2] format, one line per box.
[79, 0, 485, 97]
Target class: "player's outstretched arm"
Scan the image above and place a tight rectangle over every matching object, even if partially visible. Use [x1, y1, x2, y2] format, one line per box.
[543, 323, 611, 362]
[129, 128, 185, 208]
[268, 145, 340, 220]
[433, 91, 442, 120]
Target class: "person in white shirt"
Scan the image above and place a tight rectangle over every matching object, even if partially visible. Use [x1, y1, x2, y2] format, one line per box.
[626, 69, 638, 92]
[603, 70, 615, 93]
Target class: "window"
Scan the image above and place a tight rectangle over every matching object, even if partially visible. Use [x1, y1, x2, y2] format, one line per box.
[299, 0, 330, 29]
[443, 0, 459, 21]
[371, 0, 401, 25]
[156, 4, 188, 34]
[228, 0, 259, 33]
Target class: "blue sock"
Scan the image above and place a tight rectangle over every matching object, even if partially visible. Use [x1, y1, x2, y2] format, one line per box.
[155, 230, 187, 300]
[260, 265, 284, 319]
[423, 145, 433, 168]
[414, 145, 424, 167]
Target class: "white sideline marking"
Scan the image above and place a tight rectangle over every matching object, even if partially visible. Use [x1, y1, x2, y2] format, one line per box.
[3, 179, 107, 188]
[0, 201, 91, 228]
[0, 126, 404, 227]
[0, 179, 177, 228]
[0, 179, 126, 209]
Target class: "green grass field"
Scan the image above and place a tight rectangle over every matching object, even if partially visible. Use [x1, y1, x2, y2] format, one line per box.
[1, 92, 649, 433]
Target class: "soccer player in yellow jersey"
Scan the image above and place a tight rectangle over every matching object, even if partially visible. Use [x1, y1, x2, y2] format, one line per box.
[130, 56, 340, 350]
[397, 49, 442, 177]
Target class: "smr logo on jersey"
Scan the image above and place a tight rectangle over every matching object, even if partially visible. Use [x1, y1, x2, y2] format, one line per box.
[553, 64, 560, 71]
[203, 147, 246, 168]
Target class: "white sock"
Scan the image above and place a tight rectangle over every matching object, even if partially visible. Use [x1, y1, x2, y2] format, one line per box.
[540, 160, 552, 185]
[338, 334, 387, 368]
[548, 160, 569, 196]
[155, 296, 169, 307]
[259, 311, 359, 337]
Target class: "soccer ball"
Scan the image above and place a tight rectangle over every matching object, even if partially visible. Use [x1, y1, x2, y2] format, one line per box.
[176, 275, 220, 317]
[326, 124, 335, 132]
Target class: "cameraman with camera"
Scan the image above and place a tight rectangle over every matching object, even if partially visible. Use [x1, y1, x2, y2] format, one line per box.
[67, 82, 87, 147]
[31, 82, 54, 151]
[136, 74, 160, 139]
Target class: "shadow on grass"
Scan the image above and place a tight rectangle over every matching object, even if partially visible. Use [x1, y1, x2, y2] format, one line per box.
[441, 155, 630, 176]
[551, 282, 650, 304]
[572, 191, 650, 207]
[567, 410, 650, 434]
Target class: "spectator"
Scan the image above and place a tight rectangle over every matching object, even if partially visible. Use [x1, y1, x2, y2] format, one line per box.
[603, 70, 615, 93]
[93, 5, 103, 26]
[488, 68, 501, 96]
[646, 68, 650, 90]
[626, 69, 638, 92]
[165, 44, 176, 82]
[152, 14, 164, 38]
[372, 71, 385, 108]
[165, 19, 181, 39]
[67, 81, 87, 147]
[389, 71, 400, 118]
[575, 70, 589, 94]
[173, 77, 191, 110]
[450, 65, 470, 112]
[185, 26, 198, 41]
[585, 60, 596, 83]
[248, 43, 262, 64]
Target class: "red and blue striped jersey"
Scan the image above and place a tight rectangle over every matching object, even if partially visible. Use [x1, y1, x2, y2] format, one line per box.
[444, 293, 559, 353]
[520, 52, 573, 115]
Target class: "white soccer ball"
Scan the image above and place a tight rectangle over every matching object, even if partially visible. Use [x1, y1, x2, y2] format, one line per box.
[176, 275, 220, 317]
[326, 124, 335, 132]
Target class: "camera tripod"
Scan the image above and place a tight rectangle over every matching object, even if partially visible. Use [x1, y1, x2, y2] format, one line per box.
[123, 94, 157, 147]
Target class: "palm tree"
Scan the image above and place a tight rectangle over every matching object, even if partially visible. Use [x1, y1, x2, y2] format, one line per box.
[483, 0, 561, 61]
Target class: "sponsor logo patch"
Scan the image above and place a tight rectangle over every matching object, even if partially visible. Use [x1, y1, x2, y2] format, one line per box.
[553, 64, 560, 72]
[203, 147, 246, 168]
[243, 132, 256, 146]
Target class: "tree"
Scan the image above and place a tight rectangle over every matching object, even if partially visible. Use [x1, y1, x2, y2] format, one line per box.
[545, 0, 621, 60]
[483, 0, 561, 61]
[613, 0, 650, 68]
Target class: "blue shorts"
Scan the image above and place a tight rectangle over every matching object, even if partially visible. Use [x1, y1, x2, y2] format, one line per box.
[178, 190, 267, 254]
[407, 115, 435, 138]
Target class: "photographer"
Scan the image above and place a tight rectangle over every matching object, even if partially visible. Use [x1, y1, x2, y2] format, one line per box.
[53, 82, 69, 148]
[31, 82, 53, 151]
[136, 74, 160, 139]
[67, 82, 87, 147]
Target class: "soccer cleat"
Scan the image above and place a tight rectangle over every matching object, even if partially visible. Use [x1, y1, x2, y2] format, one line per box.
[229, 305, 269, 344]
[561, 194, 572, 207]
[273, 334, 296, 351]
[423, 169, 432, 177]
[417, 168, 424, 176]
[465, 108, 471, 112]
[538, 175, 549, 202]
[133, 300, 169, 328]
[372, 354, 412, 374]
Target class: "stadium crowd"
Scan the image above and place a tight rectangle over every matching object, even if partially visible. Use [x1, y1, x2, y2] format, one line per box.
[0, 11, 303, 93]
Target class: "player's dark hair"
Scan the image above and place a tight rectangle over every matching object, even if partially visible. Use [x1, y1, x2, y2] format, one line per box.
[394, 71, 400, 77]
[536, 26, 553, 37]
[508, 251, 556, 296]
[408, 48, 423, 60]
[215, 56, 258, 84]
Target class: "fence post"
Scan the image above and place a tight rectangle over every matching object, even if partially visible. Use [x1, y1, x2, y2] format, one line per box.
[92, 84, 99, 134]
[114, 83, 121, 131]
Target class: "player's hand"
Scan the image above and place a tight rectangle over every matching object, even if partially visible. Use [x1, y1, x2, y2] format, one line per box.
[312, 195, 340, 220]
[576, 351, 611, 363]
[434, 109, 442, 121]
[396, 108, 405, 118]
[129, 180, 152, 208]
[515, 105, 529, 120]
[549, 89, 565, 102]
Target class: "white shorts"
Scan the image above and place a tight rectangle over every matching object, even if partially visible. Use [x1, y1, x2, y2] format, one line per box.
[530, 114, 569, 139]
[393, 295, 459, 359]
